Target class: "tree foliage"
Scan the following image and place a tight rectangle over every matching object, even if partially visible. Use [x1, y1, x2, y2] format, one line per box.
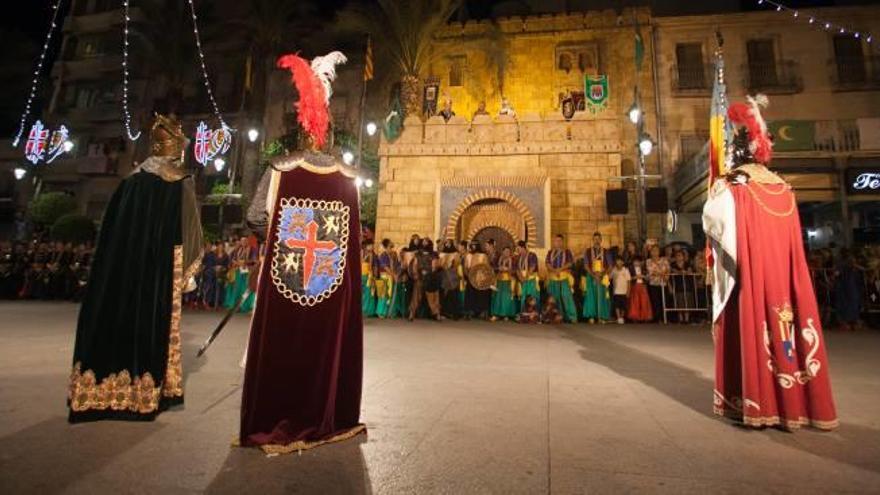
[50, 214, 97, 243]
[28, 192, 77, 227]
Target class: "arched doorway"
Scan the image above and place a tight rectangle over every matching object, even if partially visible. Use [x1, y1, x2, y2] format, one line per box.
[473, 226, 515, 252]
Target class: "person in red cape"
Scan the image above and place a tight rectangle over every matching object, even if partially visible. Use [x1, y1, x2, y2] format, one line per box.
[703, 95, 838, 431]
[238, 50, 366, 454]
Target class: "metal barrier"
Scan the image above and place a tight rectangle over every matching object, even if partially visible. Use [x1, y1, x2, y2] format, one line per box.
[661, 273, 711, 324]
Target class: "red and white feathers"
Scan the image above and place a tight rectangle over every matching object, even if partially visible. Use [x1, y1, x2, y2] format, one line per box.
[277, 51, 347, 149]
[727, 94, 773, 164]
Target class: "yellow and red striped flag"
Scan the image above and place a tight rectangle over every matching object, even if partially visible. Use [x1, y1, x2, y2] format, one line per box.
[364, 37, 374, 82]
[708, 49, 729, 187]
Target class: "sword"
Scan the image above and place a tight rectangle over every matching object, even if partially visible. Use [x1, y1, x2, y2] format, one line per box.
[196, 287, 251, 357]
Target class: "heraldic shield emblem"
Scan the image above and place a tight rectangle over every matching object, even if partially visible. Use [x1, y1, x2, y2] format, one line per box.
[271, 197, 351, 306]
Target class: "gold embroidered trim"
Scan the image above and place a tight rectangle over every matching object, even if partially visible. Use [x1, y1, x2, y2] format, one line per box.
[738, 163, 787, 185]
[238, 425, 367, 455]
[68, 362, 161, 414]
[163, 246, 185, 399]
[714, 406, 839, 431]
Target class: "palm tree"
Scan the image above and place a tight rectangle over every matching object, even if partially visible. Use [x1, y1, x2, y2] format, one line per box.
[337, 0, 464, 118]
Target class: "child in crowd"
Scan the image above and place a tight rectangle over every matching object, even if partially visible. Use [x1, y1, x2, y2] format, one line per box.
[518, 295, 540, 324]
[627, 257, 653, 322]
[610, 257, 631, 324]
[541, 295, 563, 324]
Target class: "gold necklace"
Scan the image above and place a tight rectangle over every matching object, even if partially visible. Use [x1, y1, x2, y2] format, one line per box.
[750, 179, 789, 196]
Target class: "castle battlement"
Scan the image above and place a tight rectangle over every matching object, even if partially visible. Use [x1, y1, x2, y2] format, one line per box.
[380, 114, 622, 156]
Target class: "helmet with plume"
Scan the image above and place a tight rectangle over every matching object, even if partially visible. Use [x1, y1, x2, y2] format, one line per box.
[150, 113, 188, 162]
[277, 51, 347, 150]
[727, 94, 772, 166]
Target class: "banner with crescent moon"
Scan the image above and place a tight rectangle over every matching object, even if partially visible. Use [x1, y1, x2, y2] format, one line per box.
[768, 120, 815, 152]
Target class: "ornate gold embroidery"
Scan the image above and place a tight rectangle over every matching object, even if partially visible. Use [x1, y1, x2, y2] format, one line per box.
[163, 245, 184, 399]
[745, 182, 797, 217]
[250, 425, 367, 455]
[68, 362, 161, 414]
[738, 163, 787, 185]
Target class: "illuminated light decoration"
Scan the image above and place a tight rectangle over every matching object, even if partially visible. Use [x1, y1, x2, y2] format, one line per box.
[14, 168, 27, 180]
[186, 0, 229, 130]
[24, 121, 73, 164]
[756, 0, 873, 43]
[121, 0, 141, 141]
[45, 125, 71, 163]
[24, 121, 50, 164]
[193, 121, 232, 167]
[12, 0, 64, 147]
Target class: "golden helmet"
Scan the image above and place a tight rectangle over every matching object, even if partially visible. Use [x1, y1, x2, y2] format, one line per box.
[150, 113, 187, 160]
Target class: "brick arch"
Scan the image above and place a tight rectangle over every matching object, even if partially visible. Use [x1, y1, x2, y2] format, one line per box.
[466, 220, 520, 244]
[446, 189, 538, 247]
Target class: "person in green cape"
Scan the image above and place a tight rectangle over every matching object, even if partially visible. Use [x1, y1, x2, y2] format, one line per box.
[544, 234, 578, 323]
[374, 239, 394, 318]
[361, 239, 377, 317]
[224, 236, 256, 313]
[582, 232, 612, 323]
[515, 240, 541, 309]
[490, 246, 518, 320]
[68, 114, 203, 422]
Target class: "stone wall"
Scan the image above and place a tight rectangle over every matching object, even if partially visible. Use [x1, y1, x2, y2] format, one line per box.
[377, 114, 625, 252]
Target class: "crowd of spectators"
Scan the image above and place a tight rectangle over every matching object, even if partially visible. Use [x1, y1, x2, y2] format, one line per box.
[0, 240, 95, 301]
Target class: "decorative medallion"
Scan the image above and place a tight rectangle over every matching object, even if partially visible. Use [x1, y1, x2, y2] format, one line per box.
[271, 197, 350, 306]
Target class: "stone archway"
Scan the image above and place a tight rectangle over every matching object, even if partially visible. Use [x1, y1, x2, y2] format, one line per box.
[445, 189, 538, 247]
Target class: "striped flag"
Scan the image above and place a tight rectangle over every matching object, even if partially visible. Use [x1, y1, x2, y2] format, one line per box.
[708, 49, 730, 187]
[364, 37, 374, 82]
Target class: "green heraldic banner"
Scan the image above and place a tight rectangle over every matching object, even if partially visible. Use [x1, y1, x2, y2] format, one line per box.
[768, 120, 815, 152]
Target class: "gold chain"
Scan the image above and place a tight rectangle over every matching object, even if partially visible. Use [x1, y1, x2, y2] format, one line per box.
[749, 179, 789, 196]
[745, 183, 796, 217]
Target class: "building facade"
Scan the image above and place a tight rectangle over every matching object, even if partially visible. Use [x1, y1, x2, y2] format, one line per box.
[656, 6, 880, 248]
[376, 8, 660, 253]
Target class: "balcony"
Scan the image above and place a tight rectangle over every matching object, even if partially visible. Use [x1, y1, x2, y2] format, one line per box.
[63, 6, 143, 34]
[831, 56, 880, 91]
[52, 55, 123, 79]
[670, 64, 713, 96]
[743, 60, 803, 94]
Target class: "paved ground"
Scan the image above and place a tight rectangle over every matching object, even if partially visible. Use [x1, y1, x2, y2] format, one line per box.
[0, 302, 878, 494]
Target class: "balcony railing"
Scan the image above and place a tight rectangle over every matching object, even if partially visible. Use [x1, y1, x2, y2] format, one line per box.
[744, 60, 803, 94]
[671, 64, 713, 96]
[831, 56, 880, 91]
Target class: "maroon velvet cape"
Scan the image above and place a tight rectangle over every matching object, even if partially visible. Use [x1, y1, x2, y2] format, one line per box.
[714, 180, 838, 430]
[240, 164, 364, 453]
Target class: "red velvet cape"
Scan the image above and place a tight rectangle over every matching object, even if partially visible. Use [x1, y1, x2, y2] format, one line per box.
[715, 180, 838, 430]
[240, 165, 364, 452]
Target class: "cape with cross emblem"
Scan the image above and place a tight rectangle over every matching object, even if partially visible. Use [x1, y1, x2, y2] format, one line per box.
[271, 197, 350, 306]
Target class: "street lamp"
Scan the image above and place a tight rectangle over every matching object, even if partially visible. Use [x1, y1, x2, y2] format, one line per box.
[63, 140, 75, 153]
[366, 122, 377, 137]
[355, 176, 364, 188]
[342, 151, 355, 165]
[247, 128, 260, 143]
[214, 157, 226, 172]
[627, 103, 641, 124]
[14, 167, 26, 180]
[639, 134, 654, 156]
[364, 178, 373, 188]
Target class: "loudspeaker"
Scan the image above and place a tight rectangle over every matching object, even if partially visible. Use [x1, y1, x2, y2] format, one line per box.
[606, 189, 628, 215]
[645, 187, 668, 213]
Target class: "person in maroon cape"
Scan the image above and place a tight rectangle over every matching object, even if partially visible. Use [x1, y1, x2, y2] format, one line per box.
[703, 95, 838, 431]
[238, 50, 365, 454]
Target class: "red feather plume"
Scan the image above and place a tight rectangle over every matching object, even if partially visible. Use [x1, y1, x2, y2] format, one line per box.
[728, 100, 772, 164]
[277, 54, 330, 149]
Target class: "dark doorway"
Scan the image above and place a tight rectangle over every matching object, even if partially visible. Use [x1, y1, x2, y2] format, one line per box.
[473, 226, 515, 253]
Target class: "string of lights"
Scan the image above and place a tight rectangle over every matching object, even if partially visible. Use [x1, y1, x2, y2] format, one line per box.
[12, 0, 65, 147]
[186, 0, 230, 131]
[756, 0, 873, 44]
[121, 0, 141, 141]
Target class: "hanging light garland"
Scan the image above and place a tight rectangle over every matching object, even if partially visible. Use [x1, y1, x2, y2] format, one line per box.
[756, 0, 873, 44]
[121, 0, 141, 141]
[12, 0, 65, 148]
[186, 0, 230, 131]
